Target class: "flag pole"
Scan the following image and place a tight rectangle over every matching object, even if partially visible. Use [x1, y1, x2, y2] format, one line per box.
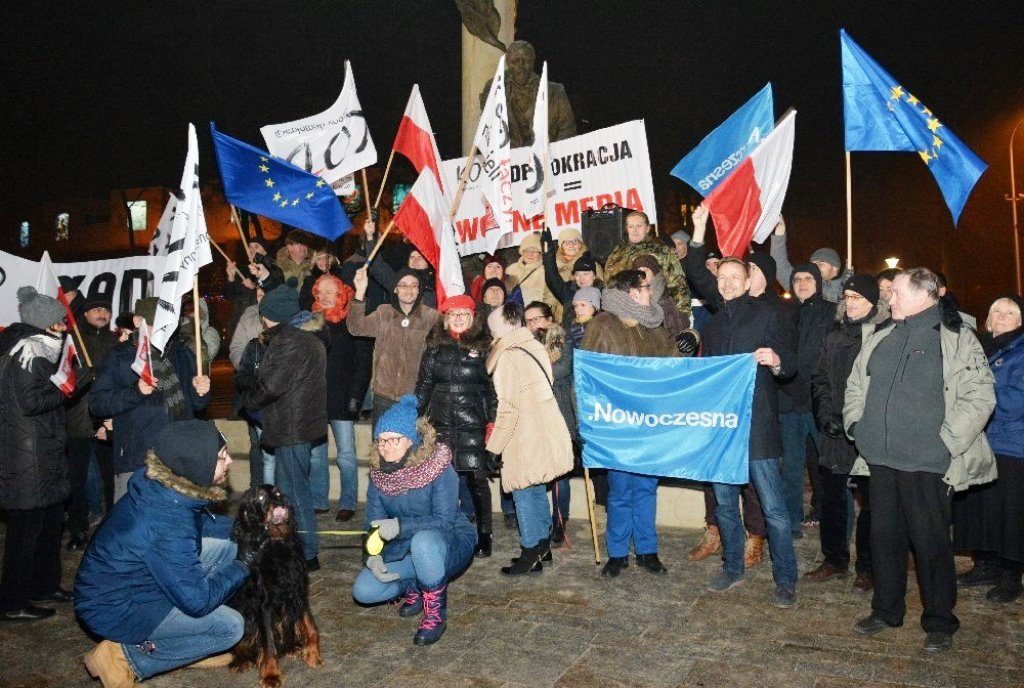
[448, 145, 478, 220]
[208, 237, 231, 262]
[365, 218, 397, 263]
[845, 151, 853, 269]
[71, 322, 93, 368]
[583, 468, 602, 565]
[191, 277, 203, 373]
[361, 168, 372, 217]
[373, 149, 397, 209]
[230, 205, 252, 261]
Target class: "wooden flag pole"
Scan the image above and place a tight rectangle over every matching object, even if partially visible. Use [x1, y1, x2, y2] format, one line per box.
[191, 277, 203, 373]
[448, 145, 478, 220]
[208, 237, 231, 262]
[361, 168, 372, 216]
[71, 322, 93, 368]
[845, 151, 854, 269]
[583, 467, 602, 565]
[365, 218, 397, 263]
[230, 205, 252, 261]
[373, 149, 397, 209]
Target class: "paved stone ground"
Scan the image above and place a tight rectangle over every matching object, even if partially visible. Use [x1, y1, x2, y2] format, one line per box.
[2, 507, 1022, 688]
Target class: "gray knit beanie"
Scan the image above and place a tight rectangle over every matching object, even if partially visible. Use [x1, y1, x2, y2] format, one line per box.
[809, 248, 842, 271]
[572, 286, 602, 310]
[17, 287, 66, 330]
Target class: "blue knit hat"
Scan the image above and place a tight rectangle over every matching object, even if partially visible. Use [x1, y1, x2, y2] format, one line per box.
[374, 394, 421, 448]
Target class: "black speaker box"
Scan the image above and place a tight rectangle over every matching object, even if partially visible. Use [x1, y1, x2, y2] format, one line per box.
[581, 203, 634, 265]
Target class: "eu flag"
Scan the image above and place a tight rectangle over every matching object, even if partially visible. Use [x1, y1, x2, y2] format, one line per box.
[210, 123, 352, 241]
[841, 29, 986, 225]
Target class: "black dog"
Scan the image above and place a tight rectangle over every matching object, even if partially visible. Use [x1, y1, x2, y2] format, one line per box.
[229, 485, 322, 688]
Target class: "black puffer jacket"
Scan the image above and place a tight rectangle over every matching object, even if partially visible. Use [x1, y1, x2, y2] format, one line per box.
[777, 263, 837, 413]
[0, 324, 71, 510]
[244, 313, 327, 449]
[415, 322, 496, 472]
[811, 300, 891, 473]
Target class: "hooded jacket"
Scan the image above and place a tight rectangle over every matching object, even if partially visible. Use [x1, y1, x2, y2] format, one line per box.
[244, 312, 327, 448]
[811, 298, 890, 473]
[414, 321, 497, 473]
[984, 331, 1024, 459]
[74, 452, 246, 644]
[364, 419, 477, 568]
[0, 324, 70, 510]
[844, 304, 997, 491]
[777, 263, 837, 413]
[770, 232, 853, 303]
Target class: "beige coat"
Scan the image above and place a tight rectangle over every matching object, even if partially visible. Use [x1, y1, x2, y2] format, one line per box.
[506, 258, 562, 320]
[485, 327, 573, 491]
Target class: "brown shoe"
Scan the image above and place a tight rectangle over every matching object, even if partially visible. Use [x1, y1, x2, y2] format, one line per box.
[84, 641, 136, 688]
[802, 562, 849, 582]
[687, 525, 722, 561]
[743, 535, 765, 568]
[853, 573, 874, 593]
[186, 653, 233, 669]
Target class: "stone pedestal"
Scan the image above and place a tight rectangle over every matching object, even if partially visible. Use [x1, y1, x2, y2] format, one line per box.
[460, 1, 515, 153]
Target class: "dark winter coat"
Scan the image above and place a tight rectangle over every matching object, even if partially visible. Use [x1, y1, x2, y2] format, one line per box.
[415, 322, 496, 473]
[233, 336, 265, 424]
[700, 294, 796, 460]
[777, 263, 837, 413]
[244, 313, 327, 449]
[985, 331, 1024, 459]
[0, 324, 70, 510]
[324, 318, 373, 421]
[540, 325, 577, 440]
[66, 321, 119, 438]
[90, 335, 210, 475]
[811, 300, 890, 473]
[74, 453, 246, 644]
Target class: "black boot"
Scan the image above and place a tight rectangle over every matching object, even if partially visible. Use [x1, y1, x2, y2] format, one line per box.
[957, 555, 1000, 587]
[510, 538, 552, 565]
[601, 556, 629, 578]
[474, 533, 492, 559]
[551, 523, 565, 545]
[501, 546, 543, 576]
[987, 563, 1024, 603]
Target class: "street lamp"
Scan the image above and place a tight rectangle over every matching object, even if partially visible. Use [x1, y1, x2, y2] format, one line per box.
[884, 257, 900, 270]
[1008, 117, 1024, 294]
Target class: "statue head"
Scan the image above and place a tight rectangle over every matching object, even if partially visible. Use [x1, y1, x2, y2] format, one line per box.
[506, 40, 536, 86]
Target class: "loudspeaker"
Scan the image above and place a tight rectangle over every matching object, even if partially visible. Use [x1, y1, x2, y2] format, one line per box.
[582, 203, 633, 266]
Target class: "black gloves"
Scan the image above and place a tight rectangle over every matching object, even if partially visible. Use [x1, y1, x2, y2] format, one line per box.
[235, 534, 269, 571]
[540, 228, 554, 254]
[73, 366, 95, 392]
[674, 330, 699, 357]
[485, 451, 502, 474]
[822, 416, 846, 440]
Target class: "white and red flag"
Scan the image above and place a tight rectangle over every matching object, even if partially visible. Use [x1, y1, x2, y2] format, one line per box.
[393, 85, 445, 195]
[393, 169, 465, 305]
[36, 250, 79, 333]
[49, 335, 78, 396]
[131, 320, 157, 387]
[703, 109, 796, 258]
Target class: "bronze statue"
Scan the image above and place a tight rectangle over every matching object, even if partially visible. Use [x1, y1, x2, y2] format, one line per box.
[480, 40, 577, 147]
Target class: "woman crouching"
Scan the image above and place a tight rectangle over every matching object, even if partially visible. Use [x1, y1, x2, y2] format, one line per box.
[352, 395, 476, 645]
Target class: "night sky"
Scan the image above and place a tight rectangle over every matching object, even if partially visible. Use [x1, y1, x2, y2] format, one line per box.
[3, 1, 1023, 314]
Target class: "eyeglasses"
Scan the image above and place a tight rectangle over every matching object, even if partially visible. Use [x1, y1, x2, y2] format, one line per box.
[522, 248, 541, 255]
[376, 436, 404, 447]
[842, 294, 866, 302]
[396, 283, 419, 291]
[525, 315, 549, 324]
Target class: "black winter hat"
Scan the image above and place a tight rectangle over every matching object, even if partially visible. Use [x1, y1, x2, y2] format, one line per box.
[259, 285, 300, 323]
[747, 252, 777, 288]
[843, 274, 880, 305]
[572, 252, 597, 274]
[481, 277, 507, 301]
[153, 420, 227, 489]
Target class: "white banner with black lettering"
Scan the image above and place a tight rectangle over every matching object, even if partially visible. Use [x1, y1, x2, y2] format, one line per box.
[442, 120, 656, 256]
[0, 250, 160, 327]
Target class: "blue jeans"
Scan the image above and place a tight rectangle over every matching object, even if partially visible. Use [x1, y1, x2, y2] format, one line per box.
[331, 420, 358, 511]
[256, 427, 275, 486]
[512, 485, 550, 548]
[123, 538, 244, 679]
[714, 458, 798, 588]
[551, 477, 570, 528]
[352, 530, 449, 603]
[273, 442, 318, 560]
[85, 441, 104, 521]
[779, 411, 819, 531]
[310, 435, 330, 511]
[606, 470, 659, 558]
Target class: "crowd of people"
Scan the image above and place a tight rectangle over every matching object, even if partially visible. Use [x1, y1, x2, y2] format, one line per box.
[0, 208, 1021, 684]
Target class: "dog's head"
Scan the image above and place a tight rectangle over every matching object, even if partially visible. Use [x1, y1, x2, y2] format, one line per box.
[234, 484, 296, 542]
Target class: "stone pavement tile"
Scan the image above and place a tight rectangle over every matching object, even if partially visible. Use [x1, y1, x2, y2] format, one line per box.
[812, 678, 936, 688]
[556, 645, 697, 688]
[846, 652, 955, 688]
[375, 666, 507, 688]
[446, 641, 586, 686]
[677, 658, 816, 688]
[951, 665, 1024, 688]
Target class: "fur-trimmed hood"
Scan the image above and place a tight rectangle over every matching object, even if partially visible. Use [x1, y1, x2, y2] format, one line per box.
[368, 417, 438, 470]
[539, 323, 566, 364]
[145, 451, 226, 503]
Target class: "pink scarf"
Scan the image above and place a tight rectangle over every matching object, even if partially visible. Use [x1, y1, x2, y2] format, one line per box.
[370, 443, 453, 496]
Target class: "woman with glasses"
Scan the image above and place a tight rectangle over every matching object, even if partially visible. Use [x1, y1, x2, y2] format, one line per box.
[353, 394, 477, 646]
[414, 295, 497, 557]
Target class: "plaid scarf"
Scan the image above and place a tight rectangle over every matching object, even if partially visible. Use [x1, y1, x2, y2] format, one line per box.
[369, 443, 452, 496]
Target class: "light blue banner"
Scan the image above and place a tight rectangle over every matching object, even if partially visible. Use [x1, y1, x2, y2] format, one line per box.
[575, 350, 756, 484]
[670, 83, 774, 197]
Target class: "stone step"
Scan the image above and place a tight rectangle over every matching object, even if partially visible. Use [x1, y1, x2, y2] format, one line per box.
[214, 419, 706, 528]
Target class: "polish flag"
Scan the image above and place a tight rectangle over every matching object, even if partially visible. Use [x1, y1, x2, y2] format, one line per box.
[36, 251, 79, 333]
[393, 85, 445, 195]
[49, 335, 78, 397]
[703, 110, 796, 258]
[131, 320, 157, 387]
[393, 169, 465, 304]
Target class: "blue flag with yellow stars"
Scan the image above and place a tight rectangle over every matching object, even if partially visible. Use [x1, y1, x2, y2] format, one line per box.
[840, 29, 986, 225]
[210, 123, 352, 240]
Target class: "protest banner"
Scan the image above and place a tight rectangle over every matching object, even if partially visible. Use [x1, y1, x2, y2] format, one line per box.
[442, 120, 656, 256]
[0, 250, 161, 328]
[574, 349, 756, 484]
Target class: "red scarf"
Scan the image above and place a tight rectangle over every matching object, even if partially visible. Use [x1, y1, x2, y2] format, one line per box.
[312, 274, 354, 323]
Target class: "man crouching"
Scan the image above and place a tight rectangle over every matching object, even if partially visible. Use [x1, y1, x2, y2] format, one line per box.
[74, 420, 261, 687]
